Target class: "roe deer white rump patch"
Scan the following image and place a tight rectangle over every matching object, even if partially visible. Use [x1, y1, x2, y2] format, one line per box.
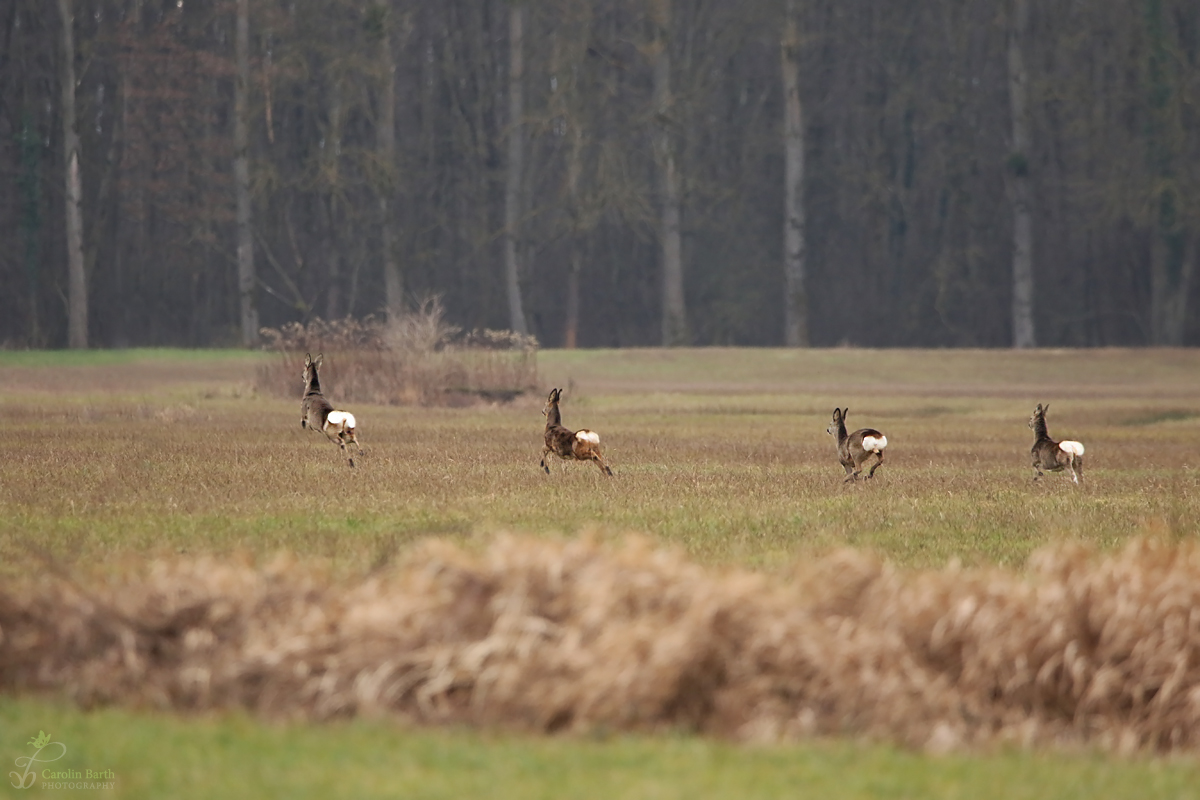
[861, 434, 888, 453]
[326, 411, 356, 429]
[1059, 440, 1084, 457]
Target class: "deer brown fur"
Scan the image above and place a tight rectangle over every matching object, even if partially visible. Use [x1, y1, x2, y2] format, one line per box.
[540, 388, 613, 476]
[1028, 403, 1084, 484]
[301, 353, 362, 468]
[826, 407, 887, 482]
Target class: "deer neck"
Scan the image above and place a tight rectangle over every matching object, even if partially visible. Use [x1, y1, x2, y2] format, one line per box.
[305, 372, 322, 397]
[836, 419, 849, 446]
[545, 403, 562, 429]
[1032, 416, 1050, 440]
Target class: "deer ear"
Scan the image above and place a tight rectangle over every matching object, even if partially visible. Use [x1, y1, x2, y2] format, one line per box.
[305, 353, 312, 366]
[314, 353, 324, 368]
[1042, 403, 1049, 414]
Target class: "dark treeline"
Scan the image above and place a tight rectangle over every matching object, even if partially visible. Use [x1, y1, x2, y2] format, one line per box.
[1, 0, 1198, 349]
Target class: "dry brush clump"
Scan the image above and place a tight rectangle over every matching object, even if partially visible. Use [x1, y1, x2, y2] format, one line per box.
[3, 536, 1200, 754]
[257, 301, 538, 406]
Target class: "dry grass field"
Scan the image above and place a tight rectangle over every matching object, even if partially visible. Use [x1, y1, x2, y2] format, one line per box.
[1, 347, 1198, 571]
[3, 347, 1200, 796]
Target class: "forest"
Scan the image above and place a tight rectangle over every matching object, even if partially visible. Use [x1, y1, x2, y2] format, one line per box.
[1, 0, 1198, 349]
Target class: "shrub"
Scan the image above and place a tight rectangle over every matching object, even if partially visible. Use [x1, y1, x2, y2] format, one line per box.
[257, 299, 538, 406]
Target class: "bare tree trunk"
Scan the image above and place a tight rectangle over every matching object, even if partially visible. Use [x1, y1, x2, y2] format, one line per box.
[58, 0, 87, 348]
[234, 0, 258, 346]
[561, 99, 587, 347]
[1150, 225, 1194, 345]
[1144, 0, 1191, 345]
[1007, 0, 1036, 348]
[651, 0, 686, 346]
[781, 0, 808, 347]
[376, 0, 403, 322]
[504, 3, 529, 336]
[17, 113, 43, 346]
[324, 90, 343, 320]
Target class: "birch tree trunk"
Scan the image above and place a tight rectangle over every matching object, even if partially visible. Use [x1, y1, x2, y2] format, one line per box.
[781, 0, 809, 347]
[1006, 0, 1036, 349]
[651, 0, 686, 346]
[503, 3, 529, 336]
[375, 0, 403, 322]
[58, 0, 87, 348]
[234, 0, 258, 346]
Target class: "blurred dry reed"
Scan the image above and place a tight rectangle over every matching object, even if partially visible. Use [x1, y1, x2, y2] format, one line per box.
[3, 535, 1200, 754]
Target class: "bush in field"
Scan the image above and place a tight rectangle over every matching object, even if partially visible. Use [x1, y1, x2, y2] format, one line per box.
[257, 299, 538, 406]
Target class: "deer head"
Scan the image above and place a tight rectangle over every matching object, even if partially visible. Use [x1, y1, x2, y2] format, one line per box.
[542, 388, 562, 416]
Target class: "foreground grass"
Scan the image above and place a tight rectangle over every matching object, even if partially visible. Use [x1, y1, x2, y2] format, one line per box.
[3, 696, 1198, 799]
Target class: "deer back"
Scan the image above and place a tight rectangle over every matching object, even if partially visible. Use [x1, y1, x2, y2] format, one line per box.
[303, 392, 334, 429]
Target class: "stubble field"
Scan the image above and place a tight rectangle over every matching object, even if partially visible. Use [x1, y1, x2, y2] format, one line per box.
[2, 347, 1200, 798]
[2, 347, 1199, 570]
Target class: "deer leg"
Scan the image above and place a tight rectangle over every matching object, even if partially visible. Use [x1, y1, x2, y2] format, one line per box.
[337, 438, 355, 468]
[848, 454, 869, 482]
[540, 446, 552, 474]
[867, 450, 884, 479]
[321, 428, 354, 467]
[593, 452, 614, 477]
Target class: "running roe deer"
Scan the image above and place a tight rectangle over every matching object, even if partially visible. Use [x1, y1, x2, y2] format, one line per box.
[301, 352, 362, 467]
[1028, 403, 1084, 484]
[826, 407, 887, 482]
[540, 388, 613, 476]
